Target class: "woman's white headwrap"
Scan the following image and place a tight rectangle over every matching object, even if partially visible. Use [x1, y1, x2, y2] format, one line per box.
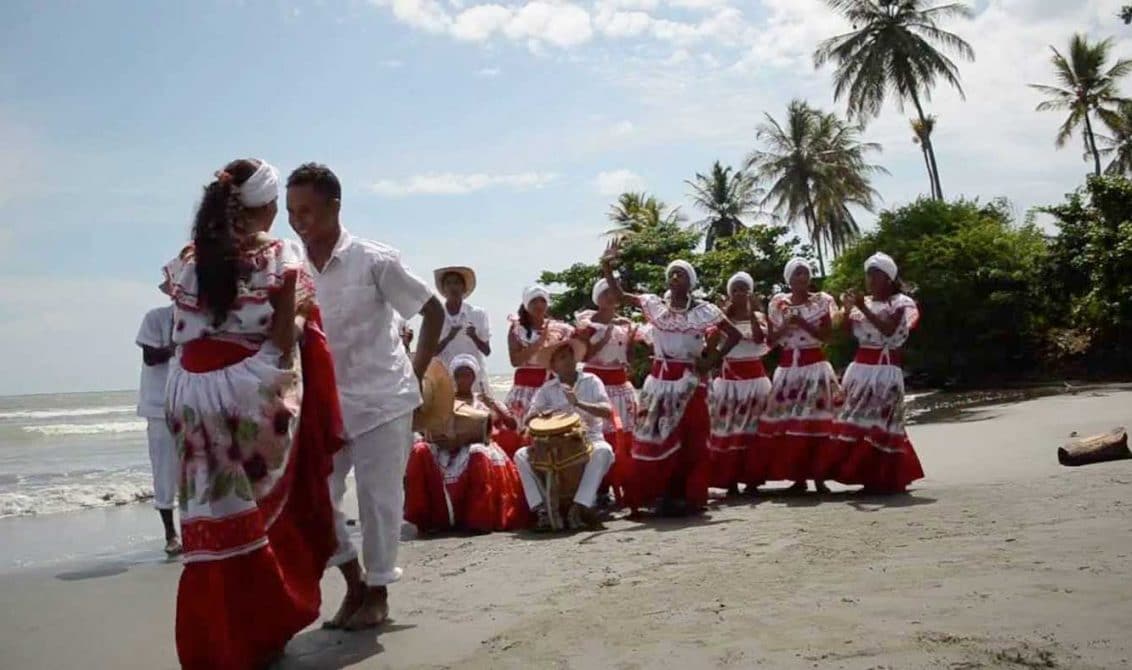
[449, 353, 480, 377]
[783, 257, 811, 284]
[522, 285, 550, 311]
[666, 260, 698, 289]
[236, 160, 280, 208]
[591, 278, 610, 306]
[727, 271, 754, 295]
[865, 252, 898, 281]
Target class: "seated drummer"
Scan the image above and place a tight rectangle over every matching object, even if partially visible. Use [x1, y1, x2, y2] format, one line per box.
[404, 354, 527, 534]
[514, 338, 616, 531]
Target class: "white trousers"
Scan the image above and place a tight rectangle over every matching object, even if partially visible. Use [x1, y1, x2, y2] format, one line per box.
[328, 414, 413, 587]
[514, 440, 614, 510]
[146, 419, 178, 510]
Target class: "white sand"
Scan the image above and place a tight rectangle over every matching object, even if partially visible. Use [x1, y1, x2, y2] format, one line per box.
[2, 388, 1130, 669]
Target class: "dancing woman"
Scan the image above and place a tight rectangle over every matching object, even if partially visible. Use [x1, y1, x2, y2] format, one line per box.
[163, 159, 343, 669]
[749, 258, 840, 494]
[704, 272, 771, 495]
[831, 252, 925, 493]
[600, 246, 741, 516]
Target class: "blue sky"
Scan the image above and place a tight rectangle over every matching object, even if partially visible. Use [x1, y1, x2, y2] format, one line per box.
[0, 0, 1126, 395]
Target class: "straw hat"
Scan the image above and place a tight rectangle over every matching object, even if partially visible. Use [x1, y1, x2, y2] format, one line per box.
[413, 358, 456, 434]
[433, 266, 477, 298]
[532, 336, 587, 370]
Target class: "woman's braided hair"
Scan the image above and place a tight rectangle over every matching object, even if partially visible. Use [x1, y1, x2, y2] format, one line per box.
[192, 159, 259, 327]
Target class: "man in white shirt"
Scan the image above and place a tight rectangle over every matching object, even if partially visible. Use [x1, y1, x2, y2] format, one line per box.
[433, 266, 491, 392]
[135, 305, 181, 555]
[286, 163, 444, 630]
[515, 338, 616, 531]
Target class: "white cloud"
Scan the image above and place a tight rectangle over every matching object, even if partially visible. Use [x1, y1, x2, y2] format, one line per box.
[476, 66, 502, 77]
[503, 2, 594, 48]
[380, 58, 405, 68]
[451, 4, 512, 41]
[370, 0, 453, 33]
[370, 171, 558, 196]
[611, 120, 636, 136]
[595, 169, 647, 195]
[595, 10, 653, 38]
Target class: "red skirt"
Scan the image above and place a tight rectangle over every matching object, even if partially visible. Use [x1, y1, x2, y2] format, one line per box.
[627, 387, 711, 510]
[404, 442, 528, 533]
[708, 359, 769, 489]
[176, 311, 343, 670]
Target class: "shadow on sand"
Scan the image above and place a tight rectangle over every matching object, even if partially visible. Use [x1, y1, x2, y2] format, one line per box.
[278, 622, 416, 669]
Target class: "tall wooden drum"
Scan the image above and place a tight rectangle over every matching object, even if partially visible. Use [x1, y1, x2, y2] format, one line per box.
[528, 413, 592, 530]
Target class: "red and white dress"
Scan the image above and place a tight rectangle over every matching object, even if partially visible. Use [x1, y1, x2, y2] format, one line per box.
[574, 310, 640, 501]
[749, 292, 841, 483]
[707, 317, 771, 490]
[503, 317, 573, 456]
[629, 295, 723, 510]
[404, 400, 528, 533]
[163, 239, 343, 670]
[831, 295, 925, 492]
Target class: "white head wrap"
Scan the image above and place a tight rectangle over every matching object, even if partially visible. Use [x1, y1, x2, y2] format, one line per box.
[522, 285, 550, 311]
[865, 252, 898, 281]
[666, 260, 698, 289]
[783, 257, 812, 284]
[591, 278, 610, 306]
[727, 271, 754, 295]
[449, 353, 480, 377]
[235, 160, 279, 208]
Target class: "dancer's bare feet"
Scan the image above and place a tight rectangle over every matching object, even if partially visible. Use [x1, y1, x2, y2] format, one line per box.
[324, 560, 365, 630]
[343, 586, 389, 631]
[814, 480, 831, 494]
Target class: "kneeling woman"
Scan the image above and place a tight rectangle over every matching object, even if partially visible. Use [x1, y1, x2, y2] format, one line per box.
[831, 253, 925, 493]
[514, 339, 615, 530]
[404, 355, 527, 533]
[706, 272, 771, 495]
[751, 258, 840, 494]
[601, 250, 742, 516]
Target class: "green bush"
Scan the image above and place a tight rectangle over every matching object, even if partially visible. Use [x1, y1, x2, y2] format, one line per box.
[825, 198, 1050, 387]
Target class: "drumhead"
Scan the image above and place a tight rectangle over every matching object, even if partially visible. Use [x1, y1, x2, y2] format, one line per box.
[528, 412, 581, 436]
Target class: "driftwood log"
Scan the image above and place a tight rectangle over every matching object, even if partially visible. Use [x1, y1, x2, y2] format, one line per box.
[1057, 427, 1130, 467]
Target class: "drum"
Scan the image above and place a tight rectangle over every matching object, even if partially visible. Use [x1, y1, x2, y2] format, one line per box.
[528, 413, 592, 530]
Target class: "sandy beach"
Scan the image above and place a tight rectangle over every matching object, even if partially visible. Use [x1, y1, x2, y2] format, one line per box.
[2, 387, 1131, 669]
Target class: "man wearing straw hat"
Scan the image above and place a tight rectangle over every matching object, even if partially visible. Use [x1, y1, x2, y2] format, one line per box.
[434, 265, 491, 393]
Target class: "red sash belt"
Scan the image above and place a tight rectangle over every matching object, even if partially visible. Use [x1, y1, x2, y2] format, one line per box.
[777, 348, 826, 368]
[181, 339, 257, 373]
[649, 359, 694, 380]
[854, 347, 903, 366]
[584, 366, 630, 386]
[513, 367, 550, 388]
[721, 358, 767, 380]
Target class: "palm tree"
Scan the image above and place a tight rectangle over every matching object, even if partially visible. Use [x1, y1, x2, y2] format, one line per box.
[911, 116, 937, 193]
[746, 100, 886, 275]
[814, 0, 974, 200]
[604, 192, 683, 240]
[685, 161, 765, 251]
[1097, 102, 1132, 175]
[1030, 33, 1132, 176]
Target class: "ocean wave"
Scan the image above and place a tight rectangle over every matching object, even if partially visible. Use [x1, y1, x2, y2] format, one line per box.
[22, 420, 147, 436]
[0, 405, 135, 421]
[0, 482, 154, 518]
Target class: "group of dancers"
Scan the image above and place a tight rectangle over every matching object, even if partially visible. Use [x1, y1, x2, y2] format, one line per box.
[139, 157, 924, 669]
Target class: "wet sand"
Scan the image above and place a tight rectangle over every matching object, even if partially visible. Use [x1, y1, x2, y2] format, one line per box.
[1, 388, 1131, 669]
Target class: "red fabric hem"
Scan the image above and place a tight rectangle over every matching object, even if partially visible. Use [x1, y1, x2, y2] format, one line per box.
[626, 391, 709, 509]
[833, 436, 924, 492]
[745, 434, 834, 482]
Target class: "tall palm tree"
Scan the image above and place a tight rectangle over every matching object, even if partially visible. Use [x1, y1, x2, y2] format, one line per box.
[1030, 33, 1132, 176]
[685, 161, 765, 251]
[1097, 101, 1132, 175]
[814, 0, 974, 200]
[604, 192, 683, 240]
[746, 100, 886, 275]
[911, 115, 937, 193]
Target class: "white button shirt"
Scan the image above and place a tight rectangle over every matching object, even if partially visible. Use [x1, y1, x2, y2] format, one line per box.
[528, 372, 611, 443]
[305, 228, 436, 440]
[437, 301, 491, 385]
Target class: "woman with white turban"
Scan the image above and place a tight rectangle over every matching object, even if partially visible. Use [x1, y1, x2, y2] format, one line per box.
[600, 246, 743, 516]
[704, 272, 772, 495]
[829, 252, 924, 493]
[748, 257, 840, 494]
[404, 354, 527, 534]
[503, 285, 575, 456]
[574, 278, 642, 504]
[164, 159, 343, 668]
